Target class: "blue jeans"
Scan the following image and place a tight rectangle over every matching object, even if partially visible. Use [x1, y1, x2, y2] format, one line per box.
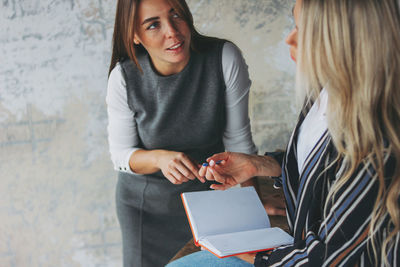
[166, 251, 254, 267]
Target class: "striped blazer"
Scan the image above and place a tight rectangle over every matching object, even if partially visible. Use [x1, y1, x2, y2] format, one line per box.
[256, 109, 399, 266]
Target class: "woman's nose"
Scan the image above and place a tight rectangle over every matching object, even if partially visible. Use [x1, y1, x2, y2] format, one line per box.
[165, 20, 178, 38]
[285, 28, 297, 46]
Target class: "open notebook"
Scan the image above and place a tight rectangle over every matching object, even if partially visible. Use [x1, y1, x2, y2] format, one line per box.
[181, 187, 294, 258]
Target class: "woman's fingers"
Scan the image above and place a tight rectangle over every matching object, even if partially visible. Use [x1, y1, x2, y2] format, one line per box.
[165, 173, 179, 184]
[169, 154, 206, 184]
[198, 165, 207, 177]
[196, 164, 206, 183]
[169, 168, 189, 183]
[205, 167, 216, 181]
[175, 162, 195, 180]
[206, 152, 229, 163]
[179, 156, 203, 179]
[179, 155, 207, 183]
[159, 151, 207, 184]
[208, 168, 227, 184]
[210, 183, 232, 190]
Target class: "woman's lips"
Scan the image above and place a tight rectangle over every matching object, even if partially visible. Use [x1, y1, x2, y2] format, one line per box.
[166, 41, 184, 52]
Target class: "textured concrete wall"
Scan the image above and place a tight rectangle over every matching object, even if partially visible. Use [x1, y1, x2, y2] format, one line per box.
[0, 0, 295, 266]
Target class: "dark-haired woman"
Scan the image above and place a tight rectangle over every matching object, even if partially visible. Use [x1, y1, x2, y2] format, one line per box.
[106, 0, 257, 266]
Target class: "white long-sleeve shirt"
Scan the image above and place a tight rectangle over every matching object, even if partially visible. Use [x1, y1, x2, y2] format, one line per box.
[106, 42, 257, 174]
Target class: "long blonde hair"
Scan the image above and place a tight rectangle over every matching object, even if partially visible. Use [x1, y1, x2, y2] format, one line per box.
[296, 0, 400, 264]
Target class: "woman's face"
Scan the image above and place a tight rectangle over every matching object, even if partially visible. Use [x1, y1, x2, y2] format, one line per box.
[285, 0, 301, 62]
[134, 0, 191, 75]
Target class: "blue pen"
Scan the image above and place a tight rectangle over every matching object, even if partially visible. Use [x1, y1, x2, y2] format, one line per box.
[202, 160, 222, 167]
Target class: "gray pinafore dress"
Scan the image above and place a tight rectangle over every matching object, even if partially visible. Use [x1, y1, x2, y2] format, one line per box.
[116, 40, 226, 267]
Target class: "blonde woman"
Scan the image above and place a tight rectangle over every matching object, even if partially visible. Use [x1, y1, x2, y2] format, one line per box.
[167, 0, 400, 266]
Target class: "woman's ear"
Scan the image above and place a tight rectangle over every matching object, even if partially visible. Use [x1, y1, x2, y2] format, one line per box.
[134, 36, 140, 45]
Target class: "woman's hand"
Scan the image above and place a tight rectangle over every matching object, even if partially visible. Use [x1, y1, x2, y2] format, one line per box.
[198, 152, 258, 189]
[199, 152, 282, 190]
[156, 150, 205, 184]
[129, 149, 205, 184]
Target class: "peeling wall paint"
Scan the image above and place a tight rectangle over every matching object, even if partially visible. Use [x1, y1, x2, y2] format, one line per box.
[0, 1, 296, 266]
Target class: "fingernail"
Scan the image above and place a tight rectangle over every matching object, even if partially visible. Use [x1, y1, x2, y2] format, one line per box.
[202, 163, 209, 167]
[209, 160, 215, 166]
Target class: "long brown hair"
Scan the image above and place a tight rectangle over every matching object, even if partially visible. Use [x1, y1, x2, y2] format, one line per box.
[108, 0, 218, 76]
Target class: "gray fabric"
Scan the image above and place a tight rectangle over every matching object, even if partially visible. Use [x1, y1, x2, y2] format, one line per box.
[116, 40, 226, 267]
[120, 42, 226, 163]
[116, 172, 210, 267]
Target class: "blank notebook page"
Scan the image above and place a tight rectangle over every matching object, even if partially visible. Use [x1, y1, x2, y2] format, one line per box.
[201, 227, 294, 256]
[183, 187, 270, 238]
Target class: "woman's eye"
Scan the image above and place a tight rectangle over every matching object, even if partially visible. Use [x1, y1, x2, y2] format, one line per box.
[172, 13, 180, 19]
[146, 22, 159, 30]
